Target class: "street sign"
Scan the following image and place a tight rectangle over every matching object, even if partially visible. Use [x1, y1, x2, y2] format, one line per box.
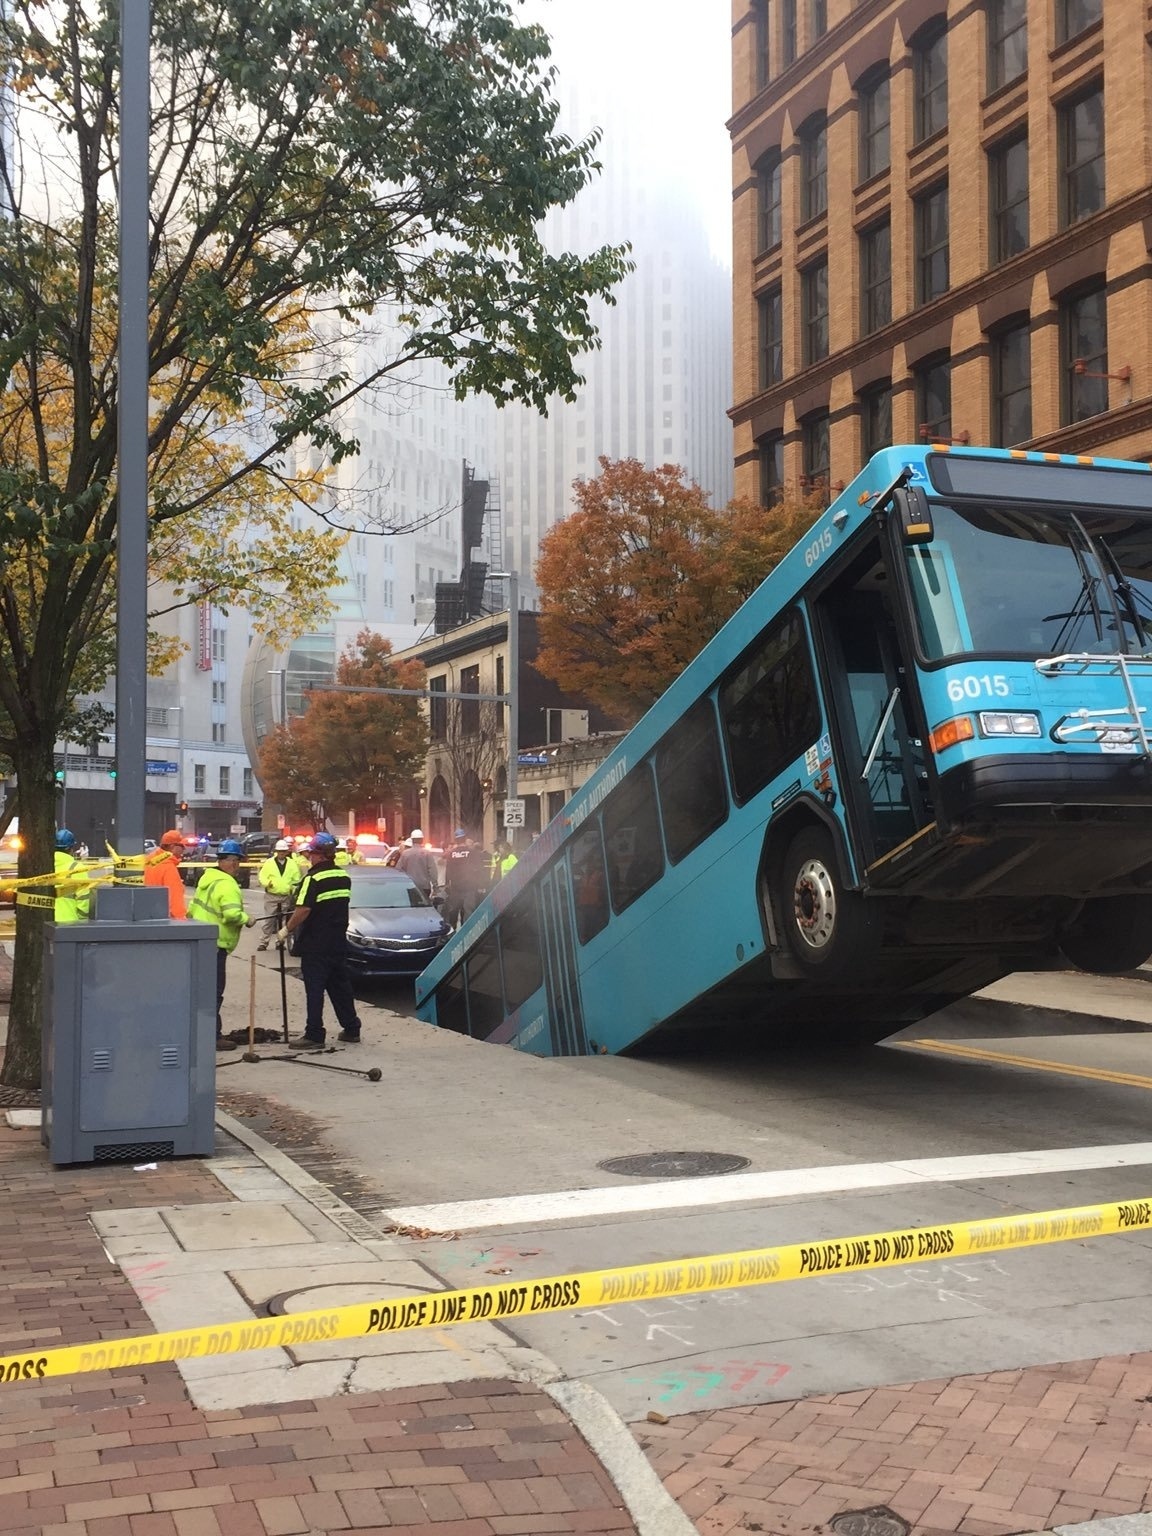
[502, 798, 526, 829]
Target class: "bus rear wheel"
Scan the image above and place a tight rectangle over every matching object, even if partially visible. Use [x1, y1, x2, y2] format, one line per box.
[777, 827, 878, 978]
[1059, 895, 1152, 975]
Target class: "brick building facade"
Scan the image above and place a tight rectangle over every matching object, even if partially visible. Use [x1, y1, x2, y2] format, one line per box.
[730, 0, 1152, 501]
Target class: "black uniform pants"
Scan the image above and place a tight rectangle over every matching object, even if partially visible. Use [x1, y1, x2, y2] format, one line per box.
[216, 947, 228, 1038]
[300, 951, 361, 1043]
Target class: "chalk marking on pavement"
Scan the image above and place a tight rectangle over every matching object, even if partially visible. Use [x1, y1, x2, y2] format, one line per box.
[2, 1193, 1150, 1386]
[380, 1142, 1152, 1232]
[899, 1037, 1152, 1090]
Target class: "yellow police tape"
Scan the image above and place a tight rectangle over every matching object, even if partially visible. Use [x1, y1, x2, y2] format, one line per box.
[0, 1194, 1149, 1386]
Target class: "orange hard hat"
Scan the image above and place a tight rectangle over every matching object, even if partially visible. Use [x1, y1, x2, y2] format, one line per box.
[160, 829, 185, 850]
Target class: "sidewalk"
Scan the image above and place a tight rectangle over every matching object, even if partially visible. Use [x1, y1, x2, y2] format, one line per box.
[0, 1117, 639, 1535]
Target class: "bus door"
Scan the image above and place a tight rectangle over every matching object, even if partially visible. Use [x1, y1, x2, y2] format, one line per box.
[811, 540, 932, 870]
[537, 862, 588, 1055]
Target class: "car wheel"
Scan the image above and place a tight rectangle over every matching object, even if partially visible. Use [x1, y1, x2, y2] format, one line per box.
[777, 826, 879, 978]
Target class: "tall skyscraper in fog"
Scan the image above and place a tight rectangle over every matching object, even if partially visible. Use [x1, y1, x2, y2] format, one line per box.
[487, 3, 733, 602]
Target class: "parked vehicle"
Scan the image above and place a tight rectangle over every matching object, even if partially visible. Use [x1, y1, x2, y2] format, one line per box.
[344, 869, 451, 978]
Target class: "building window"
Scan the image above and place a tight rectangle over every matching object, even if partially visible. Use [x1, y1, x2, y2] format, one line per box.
[860, 383, 893, 460]
[992, 322, 1033, 445]
[1062, 285, 1108, 423]
[194, 763, 206, 794]
[987, 0, 1027, 92]
[1060, 87, 1105, 228]
[860, 221, 891, 335]
[759, 434, 785, 505]
[917, 356, 952, 441]
[990, 136, 1029, 261]
[781, 0, 797, 66]
[212, 722, 225, 743]
[913, 19, 948, 144]
[219, 765, 230, 796]
[802, 261, 829, 364]
[1056, 0, 1102, 45]
[754, 0, 770, 88]
[800, 115, 827, 220]
[811, 0, 827, 40]
[858, 68, 890, 181]
[758, 288, 783, 386]
[242, 767, 254, 799]
[429, 675, 447, 740]
[460, 664, 480, 737]
[802, 411, 830, 490]
[757, 150, 782, 251]
[915, 185, 949, 304]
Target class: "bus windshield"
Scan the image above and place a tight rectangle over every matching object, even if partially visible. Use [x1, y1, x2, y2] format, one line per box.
[904, 501, 1152, 662]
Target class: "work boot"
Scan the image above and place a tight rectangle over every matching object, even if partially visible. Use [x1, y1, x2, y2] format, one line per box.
[256, 940, 268, 951]
[337, 1031, 361, 1043]
[287, 1034, 324, 1051]
[215, 1036, 233, 1053]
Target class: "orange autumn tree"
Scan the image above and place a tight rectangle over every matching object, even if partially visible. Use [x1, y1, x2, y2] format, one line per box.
[258, 630, 428, 827]
[534, 458, 824, 724]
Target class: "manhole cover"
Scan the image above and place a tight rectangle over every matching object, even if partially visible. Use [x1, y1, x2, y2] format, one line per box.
[597, 1151, 751, 1179]
[830, 1507, 910, 1536]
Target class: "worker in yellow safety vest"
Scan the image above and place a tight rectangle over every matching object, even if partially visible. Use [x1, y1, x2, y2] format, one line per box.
[54, 829, 91, 922]
[256, 838, 301, 950]
[188, 839, 255, 1049]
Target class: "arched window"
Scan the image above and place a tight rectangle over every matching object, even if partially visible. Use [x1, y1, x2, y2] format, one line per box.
[757, 149, 782, 251]
[912, 18, 948, 143]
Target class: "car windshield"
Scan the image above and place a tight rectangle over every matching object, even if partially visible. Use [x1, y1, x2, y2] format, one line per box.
[904, 501, 1152, 661]
[349, 876, 429, 909]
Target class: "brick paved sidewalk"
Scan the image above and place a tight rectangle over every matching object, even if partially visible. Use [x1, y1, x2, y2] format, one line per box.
[637, 1358, 1152, 1536]
[0, 1121, 637, 1535]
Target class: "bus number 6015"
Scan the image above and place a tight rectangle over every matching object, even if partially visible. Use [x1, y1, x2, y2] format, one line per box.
[947, 674, 1010, 702]
[804, 529, 833, 567]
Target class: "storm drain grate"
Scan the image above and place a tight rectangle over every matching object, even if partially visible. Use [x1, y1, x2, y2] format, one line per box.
[597, 1151, 751, 1179]
[830, 1507, 911, 1536]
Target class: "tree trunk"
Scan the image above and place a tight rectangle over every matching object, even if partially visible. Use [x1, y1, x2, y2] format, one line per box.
[0, 743, 57, 1090]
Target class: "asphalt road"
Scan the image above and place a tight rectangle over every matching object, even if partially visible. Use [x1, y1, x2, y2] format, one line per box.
[226, 896, 1152, 1421]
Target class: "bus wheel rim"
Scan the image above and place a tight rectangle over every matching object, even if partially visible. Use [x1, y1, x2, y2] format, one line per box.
[793, 858, 836, 949]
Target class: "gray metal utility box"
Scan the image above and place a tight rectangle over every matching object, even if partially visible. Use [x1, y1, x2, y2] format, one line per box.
[41, 885, 219, 1165]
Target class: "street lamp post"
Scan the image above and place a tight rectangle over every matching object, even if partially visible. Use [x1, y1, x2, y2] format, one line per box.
[489, 571, 518, 841]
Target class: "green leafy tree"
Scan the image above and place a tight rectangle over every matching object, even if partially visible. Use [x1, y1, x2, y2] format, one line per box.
[534, 459, 824, 724]
[0, 0, 630, 1087]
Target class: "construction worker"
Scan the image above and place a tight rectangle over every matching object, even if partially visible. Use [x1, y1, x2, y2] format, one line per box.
[256, 838, 300, 950]
[276, 831, 362, 1049]
[53, 829, 91, 923]
[291, 839, 312, 885]
[143, 829, 187, 918]
[344, 837, 365, 866]
[494, 839, 518, 879]
[396, 828, 439, 901]
[188, 838, 255, 1050]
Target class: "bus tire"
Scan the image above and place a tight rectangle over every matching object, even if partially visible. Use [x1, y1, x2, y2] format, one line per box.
[1059, 896, 1152, 975]
[777, 827, 878, 977]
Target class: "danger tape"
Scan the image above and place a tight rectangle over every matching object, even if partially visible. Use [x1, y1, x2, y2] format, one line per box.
[0, 1195, 1149, 1387]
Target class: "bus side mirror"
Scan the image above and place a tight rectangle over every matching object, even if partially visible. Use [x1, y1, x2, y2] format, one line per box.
[897, 485, 934, 545]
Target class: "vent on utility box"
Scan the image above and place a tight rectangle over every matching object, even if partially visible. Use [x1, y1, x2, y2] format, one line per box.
[93, 1140, 175, 1164]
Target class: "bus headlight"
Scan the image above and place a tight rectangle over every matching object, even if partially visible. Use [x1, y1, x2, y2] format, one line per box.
[978, 711, 1041, 738]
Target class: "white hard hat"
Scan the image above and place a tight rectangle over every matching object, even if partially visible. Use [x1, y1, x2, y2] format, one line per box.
[410, 828, 424, 839]
[274, 838, 290, 852]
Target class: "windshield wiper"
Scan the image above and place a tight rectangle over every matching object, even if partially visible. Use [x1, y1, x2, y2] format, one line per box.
[1094, 536, 1152, 651]
[1043, 535, 1105, 652]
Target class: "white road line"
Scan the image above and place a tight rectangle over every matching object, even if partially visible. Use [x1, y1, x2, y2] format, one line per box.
[380, 1142, 1152, 1233]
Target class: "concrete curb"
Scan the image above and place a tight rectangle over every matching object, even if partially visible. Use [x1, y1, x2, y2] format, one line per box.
[214, 1107, 678, 1536]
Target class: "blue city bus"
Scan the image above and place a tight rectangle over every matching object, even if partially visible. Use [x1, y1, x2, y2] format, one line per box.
[415, 444, 1152, 1053]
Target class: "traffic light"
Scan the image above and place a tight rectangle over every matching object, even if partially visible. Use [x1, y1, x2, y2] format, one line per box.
[179, 801, 189, 814]
[107, 764, 117, 779]
[53, 769, 64, 785]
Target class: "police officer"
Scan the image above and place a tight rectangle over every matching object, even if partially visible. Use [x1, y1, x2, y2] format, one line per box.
[277, 831, 362, 1050]
[256, 838, 300, 950]
[53, 829, 90, 923]
[188, 837, 255, 1049]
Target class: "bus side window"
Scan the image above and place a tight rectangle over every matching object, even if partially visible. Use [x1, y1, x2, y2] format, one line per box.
[503, 894, 544, 1009]
[719, 609, 822, 804]
[465, 926, 505, 1040]
[603, 763, 665, 914]
[655, 698, 729, 863]
[435, 967, 469, 1035]
[570, 822, 610, 944]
